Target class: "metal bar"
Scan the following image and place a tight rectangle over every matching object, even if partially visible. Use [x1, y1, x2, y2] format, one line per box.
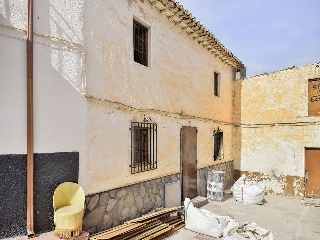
[152, 124, 157, 169]
[155, 124, 157, 169]
[149, 123, 151, 169]
[141, 123, 144, 172]
[152, 124, 155, 169]
[144, 122, 147, 171]
[139, 123, 142, 173]
[151, 124, 154, 169]
[131, 123, 133, 174]
[26, 0, 34, 237]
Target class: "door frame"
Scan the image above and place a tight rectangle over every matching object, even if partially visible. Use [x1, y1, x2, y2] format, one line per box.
[180, 126, 198, 201]
[304, 147, 320, 198]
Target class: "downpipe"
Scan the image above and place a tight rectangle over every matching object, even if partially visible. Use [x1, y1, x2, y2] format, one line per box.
[26, 0, 34, 237]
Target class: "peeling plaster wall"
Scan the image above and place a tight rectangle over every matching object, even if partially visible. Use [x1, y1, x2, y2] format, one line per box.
[82, 0, 236, 195]
[234, 63, 320, 196]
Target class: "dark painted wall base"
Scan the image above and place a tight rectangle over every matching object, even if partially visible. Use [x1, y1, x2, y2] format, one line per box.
[0, 154, 27, 238]
[0, 152, 79, 239]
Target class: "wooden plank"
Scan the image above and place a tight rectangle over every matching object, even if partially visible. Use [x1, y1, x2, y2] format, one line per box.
[89, 207, 184, 240]
[92, 220, 159, 240]
[94, 223, 143, 240]
[111, 220, 163, 240]
[151, 222, 185, 240]
[90, 223, 136, 239]
[130, 224, 172, 240]
[126, 207, 181, 223]
[159, 216, 179, 223]
[142, 225, 173, 240]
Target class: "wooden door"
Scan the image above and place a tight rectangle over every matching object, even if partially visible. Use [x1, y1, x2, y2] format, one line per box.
[305, 148, 320, 198]
[181, 126, 197, 200]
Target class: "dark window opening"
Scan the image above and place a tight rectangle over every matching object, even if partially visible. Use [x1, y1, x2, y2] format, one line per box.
[133, 20, 148, 66]
[214, 131, 223, 160]
[214, 72, 220, 97]
[131, 122, 157, 173]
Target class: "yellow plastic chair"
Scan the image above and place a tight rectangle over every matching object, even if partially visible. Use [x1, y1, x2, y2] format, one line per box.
[53, 182, 85, 238]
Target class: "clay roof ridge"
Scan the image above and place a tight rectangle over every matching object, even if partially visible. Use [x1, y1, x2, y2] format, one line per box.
[147, 0, 244, 69]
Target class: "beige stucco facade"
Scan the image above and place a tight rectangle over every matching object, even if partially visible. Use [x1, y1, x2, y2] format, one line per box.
[234, 63, 320, 196]
[82, 0, 240, 194]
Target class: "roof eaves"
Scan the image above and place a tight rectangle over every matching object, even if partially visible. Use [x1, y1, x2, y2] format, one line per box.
[147, 0, 244, 69]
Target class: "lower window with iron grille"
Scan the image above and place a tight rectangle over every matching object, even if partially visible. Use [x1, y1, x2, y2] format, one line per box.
[214, 131, 224, 160]
[130, 122, 157, 174]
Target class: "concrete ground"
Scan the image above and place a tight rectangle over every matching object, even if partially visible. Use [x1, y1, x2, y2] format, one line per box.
[166, 194, 320, 240]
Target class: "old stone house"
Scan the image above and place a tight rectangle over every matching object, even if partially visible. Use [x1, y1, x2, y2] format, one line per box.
[234, 64, 320, 197]
[0, 0, 319, 239]
[1, 0, 244, 238]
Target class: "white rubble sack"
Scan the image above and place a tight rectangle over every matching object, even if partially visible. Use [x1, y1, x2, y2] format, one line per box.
[231, 174, 266, 205]
[224, 222, 274, 240]
[184, 198, 233, 238]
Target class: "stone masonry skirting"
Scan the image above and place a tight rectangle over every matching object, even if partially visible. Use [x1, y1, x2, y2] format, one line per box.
[83, 161, 233, 234]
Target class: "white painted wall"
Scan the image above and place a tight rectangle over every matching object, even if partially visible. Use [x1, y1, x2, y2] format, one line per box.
[0, 0, 86, 161]
[0, 31, 27, 154]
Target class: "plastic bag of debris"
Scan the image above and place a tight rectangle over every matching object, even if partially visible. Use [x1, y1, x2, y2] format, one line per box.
[224, 222, 274, 240]
[184, 198, 232, 238]
[207, 170, 224, 201]
[231, 174, 266, 205]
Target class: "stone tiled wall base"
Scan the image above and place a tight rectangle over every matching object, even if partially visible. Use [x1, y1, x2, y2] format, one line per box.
[83, 173, 181, 234]
[234, 170, 305, 197]
[197, 161, 234, 198]
[84, 161, 232, 234]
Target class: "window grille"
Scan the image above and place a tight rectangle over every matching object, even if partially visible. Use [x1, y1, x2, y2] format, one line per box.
[214, 72, 219, 97]
[213, 131, 223, 160]
[130, 122, 157, 174]
[133, 20, 148, 66]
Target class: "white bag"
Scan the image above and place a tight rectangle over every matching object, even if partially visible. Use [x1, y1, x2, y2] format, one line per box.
[224, 222, 274, 240]
[231, 174, 266, 205]
[184, 198, 230, 237]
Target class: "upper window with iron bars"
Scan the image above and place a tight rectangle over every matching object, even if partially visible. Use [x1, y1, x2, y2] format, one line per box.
[130, 121, 157, 174]
[133, 19, 148, 66]
[214, 72, 220, 97]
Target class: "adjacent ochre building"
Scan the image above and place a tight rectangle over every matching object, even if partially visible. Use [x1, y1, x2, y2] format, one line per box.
[234, 63, 320, 197]
[1, 0, 319, 238]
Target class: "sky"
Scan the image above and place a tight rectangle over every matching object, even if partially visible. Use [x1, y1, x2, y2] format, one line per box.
[177, 0, 320, 77]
